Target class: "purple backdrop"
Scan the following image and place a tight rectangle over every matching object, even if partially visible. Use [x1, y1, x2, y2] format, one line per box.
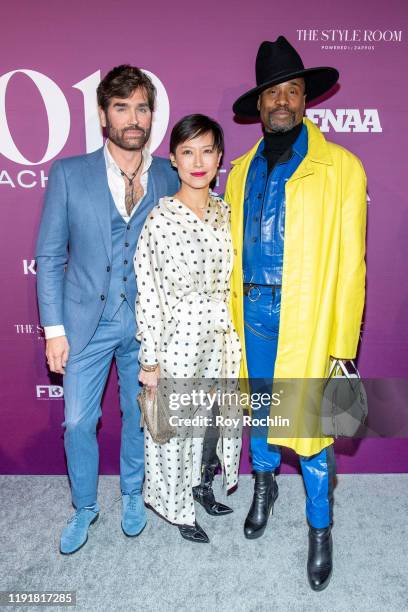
[1, 0, 407, 475]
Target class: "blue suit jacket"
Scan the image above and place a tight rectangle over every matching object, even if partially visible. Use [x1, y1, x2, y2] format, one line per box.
[35, 147, 178, 355]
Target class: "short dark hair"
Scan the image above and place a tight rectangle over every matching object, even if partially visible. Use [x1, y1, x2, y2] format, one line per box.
[97, 65, 156, 112]
[170, 114, 224, 156]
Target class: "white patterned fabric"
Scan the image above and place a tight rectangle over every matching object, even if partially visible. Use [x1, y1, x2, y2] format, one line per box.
[134, 195, 242, 525]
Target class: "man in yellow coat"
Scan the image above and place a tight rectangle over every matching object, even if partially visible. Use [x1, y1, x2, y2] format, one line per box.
[225, 37, 366, 591]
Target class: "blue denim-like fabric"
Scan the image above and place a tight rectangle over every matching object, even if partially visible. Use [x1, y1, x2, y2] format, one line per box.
[243, 124, 308, 285]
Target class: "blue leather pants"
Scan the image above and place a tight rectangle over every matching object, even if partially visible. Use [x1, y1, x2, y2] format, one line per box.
[244, 286, 335, 528]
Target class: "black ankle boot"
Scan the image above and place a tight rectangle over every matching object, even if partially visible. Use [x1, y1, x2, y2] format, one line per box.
[307, 526, 333, 591]
[178, 521, 209, 543]
[244, 471, 278, 539]
[192, 465, 233, 516]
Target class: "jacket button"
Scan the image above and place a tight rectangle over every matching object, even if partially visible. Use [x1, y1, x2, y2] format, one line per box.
[120, 293, 125, 298]
[106, 266, 110, 272]
[124, 260, 128, 265]
[233, 249, 237, 256]
[233, 291, 237, 298]
[127, 225, 131, 230]
[125, 242, 129, 247]
[123, 277, 127, 282]
[100, 294, 105, 301]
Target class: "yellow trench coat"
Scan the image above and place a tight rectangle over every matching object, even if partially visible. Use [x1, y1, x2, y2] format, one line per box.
[225, 118, 367, 456]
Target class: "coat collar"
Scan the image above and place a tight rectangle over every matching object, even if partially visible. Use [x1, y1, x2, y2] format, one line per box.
[231, 118, 333, 169]
[303, 117, 332, 166]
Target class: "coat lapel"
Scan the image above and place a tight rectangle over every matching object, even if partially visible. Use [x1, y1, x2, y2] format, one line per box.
[287, 119, 332, 184]
[229, 138, 263, 258]
[84, 148, 112, 261]
[147, 158, 158, 209]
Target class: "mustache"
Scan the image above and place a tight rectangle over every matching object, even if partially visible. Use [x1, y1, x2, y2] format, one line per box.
[270, 107, 294, 115]
[123, 125, 147, 136]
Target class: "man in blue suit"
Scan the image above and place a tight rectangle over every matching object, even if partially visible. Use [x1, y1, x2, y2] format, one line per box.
[36, 65, 178, 554]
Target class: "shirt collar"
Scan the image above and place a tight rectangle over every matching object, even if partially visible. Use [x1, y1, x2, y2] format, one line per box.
[292, 123, 308, 159]
[103, 139, 153, 176]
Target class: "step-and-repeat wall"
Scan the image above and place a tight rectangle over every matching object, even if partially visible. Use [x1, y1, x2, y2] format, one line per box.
[1, 0, 407, 474]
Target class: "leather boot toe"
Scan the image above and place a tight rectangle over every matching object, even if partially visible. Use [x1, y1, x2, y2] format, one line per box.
[178, 521, 210, 543]
[307, 526, 333, 591]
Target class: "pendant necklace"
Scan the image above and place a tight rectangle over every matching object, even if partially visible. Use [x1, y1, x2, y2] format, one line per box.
[119, 154, 143, 215]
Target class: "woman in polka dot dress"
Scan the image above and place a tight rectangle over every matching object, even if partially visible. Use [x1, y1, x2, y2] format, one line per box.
[135, 115, 242, 543]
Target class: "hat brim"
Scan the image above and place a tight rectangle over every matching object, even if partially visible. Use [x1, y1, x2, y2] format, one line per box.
[233, 67, 339, 117]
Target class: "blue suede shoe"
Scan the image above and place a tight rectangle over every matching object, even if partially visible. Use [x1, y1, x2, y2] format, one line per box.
[60, 506, 99, 555]
[121, 493, 147, 537]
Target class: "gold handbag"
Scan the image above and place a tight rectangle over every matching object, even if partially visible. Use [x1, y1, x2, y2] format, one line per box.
[137, 385, 175, 444]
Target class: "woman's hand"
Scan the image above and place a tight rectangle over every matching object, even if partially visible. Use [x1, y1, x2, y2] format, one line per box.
[139, 364, 160, 398]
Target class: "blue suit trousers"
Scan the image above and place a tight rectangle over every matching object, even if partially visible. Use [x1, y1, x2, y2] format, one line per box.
[63, 301, 143, 509]
[244, 286, 335, 528]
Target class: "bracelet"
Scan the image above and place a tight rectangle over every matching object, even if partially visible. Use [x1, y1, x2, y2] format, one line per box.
[140, 362, 159, 372]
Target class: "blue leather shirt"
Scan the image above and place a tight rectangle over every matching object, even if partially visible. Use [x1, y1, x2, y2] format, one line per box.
[243, 124, 308, 285]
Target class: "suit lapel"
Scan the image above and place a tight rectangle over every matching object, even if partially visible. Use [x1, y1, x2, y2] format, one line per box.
[147, 157, 158, 207]
[84, 148, 112, 261]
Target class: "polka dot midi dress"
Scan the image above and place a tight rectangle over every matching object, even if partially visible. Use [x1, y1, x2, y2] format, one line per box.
[134, 195, 242, 526]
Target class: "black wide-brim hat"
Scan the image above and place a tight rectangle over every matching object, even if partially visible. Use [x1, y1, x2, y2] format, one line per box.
[233, 36, 339, 117]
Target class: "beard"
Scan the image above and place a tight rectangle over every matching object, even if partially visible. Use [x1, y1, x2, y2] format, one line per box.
[106, 121, 151, 151]
[266, 108, 298, 133]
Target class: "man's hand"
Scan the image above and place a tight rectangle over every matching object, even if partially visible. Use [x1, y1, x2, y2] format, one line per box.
[139, 365, 160, 399]
[46, 335, 70, 374]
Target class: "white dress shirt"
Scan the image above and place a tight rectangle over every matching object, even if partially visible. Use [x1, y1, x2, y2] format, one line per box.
[104, 139, 152, 222]
[44, 141, 152, 340]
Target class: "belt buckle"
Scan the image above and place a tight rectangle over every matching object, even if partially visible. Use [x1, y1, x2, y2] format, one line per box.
[247, 284, 261, 302]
